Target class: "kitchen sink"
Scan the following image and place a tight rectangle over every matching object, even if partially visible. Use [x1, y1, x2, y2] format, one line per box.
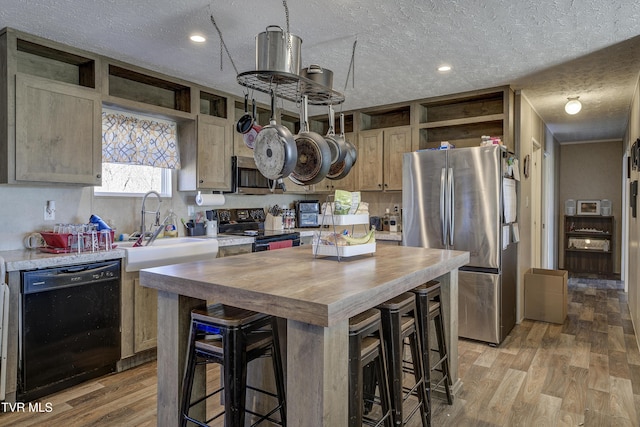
[118, 237, 218, 272]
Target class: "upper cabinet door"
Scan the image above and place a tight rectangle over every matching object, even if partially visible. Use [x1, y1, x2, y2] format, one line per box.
[383, 126, 412, 191]
[196, 114, 232, 190]
[15, 74, 102, 185]
[357, 130, 384, 191]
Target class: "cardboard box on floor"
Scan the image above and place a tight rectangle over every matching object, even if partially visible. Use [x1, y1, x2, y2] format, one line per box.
[524, 268, 568, 324]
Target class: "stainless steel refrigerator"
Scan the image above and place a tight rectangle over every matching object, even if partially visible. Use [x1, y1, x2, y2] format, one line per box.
[402, 145, 517, 345]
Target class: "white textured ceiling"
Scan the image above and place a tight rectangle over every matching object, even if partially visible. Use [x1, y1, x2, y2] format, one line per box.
[2, 0, 640, 143]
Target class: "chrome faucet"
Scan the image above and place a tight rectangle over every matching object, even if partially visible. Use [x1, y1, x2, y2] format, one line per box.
[140, 190, 162, 240]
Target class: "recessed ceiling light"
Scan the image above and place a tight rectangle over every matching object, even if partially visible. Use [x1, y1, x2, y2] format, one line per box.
[190, 34, 206, 43]
[438, 65, 452, 72]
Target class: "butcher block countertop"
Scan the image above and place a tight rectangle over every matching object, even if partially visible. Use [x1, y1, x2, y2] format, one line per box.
[140, 244, 469, 426]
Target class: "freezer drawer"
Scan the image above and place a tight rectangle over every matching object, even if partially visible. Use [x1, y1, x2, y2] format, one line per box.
[458, 271, 515, 344]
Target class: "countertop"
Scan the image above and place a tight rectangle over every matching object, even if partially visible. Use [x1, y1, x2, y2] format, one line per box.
[141, 244, 465, 327]
[0, 248, 126, 272]
[0, 230, 402, 272]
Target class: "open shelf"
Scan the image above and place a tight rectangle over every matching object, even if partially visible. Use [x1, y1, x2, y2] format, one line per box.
[108, 65, 191, 112]
[16, 38, 96, 88]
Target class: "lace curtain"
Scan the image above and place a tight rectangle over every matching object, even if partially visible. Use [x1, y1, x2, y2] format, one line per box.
[102, 111, 181, 169]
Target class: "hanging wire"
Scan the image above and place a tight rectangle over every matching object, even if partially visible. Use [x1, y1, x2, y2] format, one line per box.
[209, 11, 239, 76]
[343, 38, 357, 93]
[283, 0, 290, 34]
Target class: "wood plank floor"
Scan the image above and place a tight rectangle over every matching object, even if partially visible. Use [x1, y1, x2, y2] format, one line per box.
[2, 277, 639, 426]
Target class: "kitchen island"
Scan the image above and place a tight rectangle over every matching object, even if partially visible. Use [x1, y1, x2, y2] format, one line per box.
[140, 244, 469, 426]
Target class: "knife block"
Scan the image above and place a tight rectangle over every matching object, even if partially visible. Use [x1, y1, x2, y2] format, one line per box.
[265, 213, 283, 231]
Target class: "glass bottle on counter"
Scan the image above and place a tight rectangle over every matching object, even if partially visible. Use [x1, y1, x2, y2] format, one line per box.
[382, 208, 390, 232]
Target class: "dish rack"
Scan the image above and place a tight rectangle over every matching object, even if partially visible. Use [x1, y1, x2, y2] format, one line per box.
[40, 228, 115, 253]
[312, 196, 375, 261]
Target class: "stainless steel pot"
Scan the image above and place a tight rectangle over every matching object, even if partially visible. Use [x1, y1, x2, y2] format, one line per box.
[255, 25, 302, 75]
[300, 64, 333, 88]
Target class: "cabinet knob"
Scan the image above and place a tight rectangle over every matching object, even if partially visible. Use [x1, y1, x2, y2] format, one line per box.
[199, 179, 204, 184]
[378, 183, 382, 188]
[96, 174, 101, 179]
[384, 183, 388, 187]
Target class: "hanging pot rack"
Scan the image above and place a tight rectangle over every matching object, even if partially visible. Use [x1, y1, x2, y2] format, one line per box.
[237, 70, 345, 106]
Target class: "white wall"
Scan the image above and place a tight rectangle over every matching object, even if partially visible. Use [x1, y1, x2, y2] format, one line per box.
[0, 173, 400, 251]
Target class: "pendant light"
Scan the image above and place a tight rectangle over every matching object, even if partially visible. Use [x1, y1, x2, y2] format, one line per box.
[565, 97, 582, 115]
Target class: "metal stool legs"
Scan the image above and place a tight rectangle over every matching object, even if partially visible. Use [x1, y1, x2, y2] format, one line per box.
[411, 281, 453, 426]
[349, 309, 393, 427]
[180, 304, 286, 427]
[378, 293, 429, 426]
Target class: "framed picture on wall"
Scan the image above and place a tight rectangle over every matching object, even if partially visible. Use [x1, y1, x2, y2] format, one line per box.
[577, 200, 601, 215]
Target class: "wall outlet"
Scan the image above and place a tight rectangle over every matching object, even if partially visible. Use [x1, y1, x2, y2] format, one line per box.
[187, 205, 195, 217]
[44, 205, 55, 221]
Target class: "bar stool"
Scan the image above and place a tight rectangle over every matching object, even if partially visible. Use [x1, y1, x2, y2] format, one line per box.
[377, 292, 429, 426]
[180, 304, 286, 427]
[411, 281, 453, 427]
[349, 308, 393, 427]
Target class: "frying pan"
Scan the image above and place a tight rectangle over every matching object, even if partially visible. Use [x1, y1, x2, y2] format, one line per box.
[253, 90, 297, 180]
[242, 99, 262, 149]
[324, 104, 347, 165]
[236, 94, 254, 134]
[290, 95, 332, 185]
[341, 113, 357, 166]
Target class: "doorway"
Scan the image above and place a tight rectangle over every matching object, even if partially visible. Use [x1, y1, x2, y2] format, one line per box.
[531, 139, 542, 268]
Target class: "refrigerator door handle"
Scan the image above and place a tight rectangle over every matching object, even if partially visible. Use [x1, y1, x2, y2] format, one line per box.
[448, 167, 455, 245]
[440, 168, 447, 245]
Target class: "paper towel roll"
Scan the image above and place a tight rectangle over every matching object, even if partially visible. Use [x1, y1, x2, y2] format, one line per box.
[195, 192, 225, 207]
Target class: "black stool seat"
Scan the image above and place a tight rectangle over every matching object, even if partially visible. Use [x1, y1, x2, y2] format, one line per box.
[411, 281, 453, 427]
[349, 308, 392, 427]
[377, 293, 429, 426]
[180, 303, 286, 427]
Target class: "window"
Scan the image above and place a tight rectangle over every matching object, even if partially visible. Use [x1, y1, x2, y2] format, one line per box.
[94, 163, 172, 197]
[96, 109, 178, 197]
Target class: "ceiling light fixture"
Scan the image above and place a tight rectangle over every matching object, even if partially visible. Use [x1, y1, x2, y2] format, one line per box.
[190, 34, 206, 43]
[564, 97, 582, 115]
[438, 65, 452, 72]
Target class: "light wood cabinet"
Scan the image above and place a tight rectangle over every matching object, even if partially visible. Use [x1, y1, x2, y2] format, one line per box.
[178, 114, 233, 191]
[358, 126, 411, 191]
[15, 74, 102, 184]
[1, 28, 102, 185]
[121, 271, 158, 360]
[133, 277, 157, 353]
[358, 130, 384, 191]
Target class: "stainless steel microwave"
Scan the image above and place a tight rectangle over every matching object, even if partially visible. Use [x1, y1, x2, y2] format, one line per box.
[231, 156, 284, 195]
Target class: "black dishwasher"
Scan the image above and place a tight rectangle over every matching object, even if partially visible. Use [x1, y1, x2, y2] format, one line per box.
[19, 260, 121, 401]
